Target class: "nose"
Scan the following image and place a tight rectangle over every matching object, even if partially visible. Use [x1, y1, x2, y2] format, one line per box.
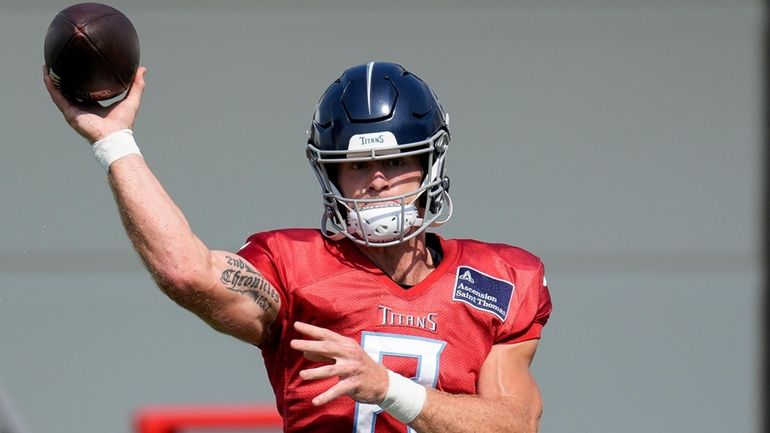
[367, 163, 391, 192]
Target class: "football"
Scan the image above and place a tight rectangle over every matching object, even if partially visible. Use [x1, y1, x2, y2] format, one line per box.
[44, 3, 140, 102]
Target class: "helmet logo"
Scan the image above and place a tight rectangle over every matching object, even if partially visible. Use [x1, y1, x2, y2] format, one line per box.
[347, 131, 399, 152]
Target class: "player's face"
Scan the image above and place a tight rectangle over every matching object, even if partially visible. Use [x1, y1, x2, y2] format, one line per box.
[336, 155, 424, 203]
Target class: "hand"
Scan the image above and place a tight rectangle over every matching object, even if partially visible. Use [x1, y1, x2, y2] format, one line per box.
[291, 321, 389, 406]
[43, 65, 147, 143]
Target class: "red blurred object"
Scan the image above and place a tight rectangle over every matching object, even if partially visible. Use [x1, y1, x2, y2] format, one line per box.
[134, 404, 282, 433]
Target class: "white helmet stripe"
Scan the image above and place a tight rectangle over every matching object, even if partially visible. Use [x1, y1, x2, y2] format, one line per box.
[366, 61, 375, 115]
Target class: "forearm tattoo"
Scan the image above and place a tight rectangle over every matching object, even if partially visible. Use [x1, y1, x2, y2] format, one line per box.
[221, 255, 280, 313]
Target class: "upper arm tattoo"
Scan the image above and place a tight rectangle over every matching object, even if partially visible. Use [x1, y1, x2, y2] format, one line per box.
[220, 255, 280, 314]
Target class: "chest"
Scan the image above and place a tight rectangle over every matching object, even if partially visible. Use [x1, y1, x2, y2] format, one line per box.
[286, 270, 507, 393]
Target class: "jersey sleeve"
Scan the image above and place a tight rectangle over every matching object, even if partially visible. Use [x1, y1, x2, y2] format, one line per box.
[236, 233, 289, 347]
[495, 262, 552, 345]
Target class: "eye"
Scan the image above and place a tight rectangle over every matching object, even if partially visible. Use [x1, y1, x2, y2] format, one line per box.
[349, 161, 368, 170]
[386, 158, 406, 167]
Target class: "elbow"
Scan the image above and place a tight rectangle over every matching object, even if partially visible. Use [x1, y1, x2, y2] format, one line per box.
[504, 395, 542, 433]
[495, 396, 543, 433]
[512, 411, 541, 433]
[152, 261, 211, 306]
[526, 400, 543, 433]
[524, 379, 544, 433]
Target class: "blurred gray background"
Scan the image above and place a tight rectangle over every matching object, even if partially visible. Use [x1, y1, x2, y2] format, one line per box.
[0, 1, 763, 432]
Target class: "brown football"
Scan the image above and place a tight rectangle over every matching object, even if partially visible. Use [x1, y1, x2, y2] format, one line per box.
[44, 3, 140, 101]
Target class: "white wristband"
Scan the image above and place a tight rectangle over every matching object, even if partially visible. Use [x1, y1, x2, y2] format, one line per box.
[92, 129, 142, 172]
[379, 370, 427, 424]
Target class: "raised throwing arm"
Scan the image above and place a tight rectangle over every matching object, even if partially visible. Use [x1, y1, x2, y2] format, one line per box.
[43, 67, 280, 345]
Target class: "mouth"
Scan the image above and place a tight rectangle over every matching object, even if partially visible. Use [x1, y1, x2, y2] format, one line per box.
[342, 189, 424, 212]
[351, 194, 403, 204]
[352, 202, 402, 212]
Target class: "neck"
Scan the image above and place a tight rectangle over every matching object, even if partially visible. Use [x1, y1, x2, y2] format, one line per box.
[355, 233, 435, 286]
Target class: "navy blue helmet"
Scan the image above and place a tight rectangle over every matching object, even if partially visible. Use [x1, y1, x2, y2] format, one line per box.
[306, 61, 452, 246]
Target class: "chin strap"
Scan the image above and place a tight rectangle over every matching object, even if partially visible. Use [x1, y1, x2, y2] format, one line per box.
[429, 193, 453, 227]
[320, 212, 346, 241]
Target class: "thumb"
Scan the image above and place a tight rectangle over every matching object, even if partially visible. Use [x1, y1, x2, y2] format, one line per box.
[123, 66, 146, 109]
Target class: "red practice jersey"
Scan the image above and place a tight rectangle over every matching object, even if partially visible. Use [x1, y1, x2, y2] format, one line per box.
[238, 229, 552, 433]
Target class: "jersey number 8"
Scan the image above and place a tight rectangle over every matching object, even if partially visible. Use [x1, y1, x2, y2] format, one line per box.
[354, 332, 446, 433]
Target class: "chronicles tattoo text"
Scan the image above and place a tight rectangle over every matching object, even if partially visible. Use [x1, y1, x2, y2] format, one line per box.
[221, 255, 280, 313]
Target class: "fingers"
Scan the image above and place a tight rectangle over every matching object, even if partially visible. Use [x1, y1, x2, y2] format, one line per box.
[296, 365, 360, 406]
[42, 65, 72, 114]
[294, 321, 344, 341]
[297, 366, 360, 406]
[44, 64, 147, 117]
[290, 338, 336, 355]
[290, 321, 387, 406]
[311, 378, 355, 406]
[123, 66, 146, 109]
[291, 322, 354, 361]
[301, 351, 335, 363]
[299, 363, 347, 381]
[290, 338, 343, 364]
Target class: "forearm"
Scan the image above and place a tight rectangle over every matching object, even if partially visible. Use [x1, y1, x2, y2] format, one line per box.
[410, 389, 541, 433]
[106, 154, 280, 345]
[107, 154, 212, 291]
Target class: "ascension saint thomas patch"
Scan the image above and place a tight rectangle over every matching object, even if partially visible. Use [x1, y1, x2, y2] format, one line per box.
[452, 266, 515, 321]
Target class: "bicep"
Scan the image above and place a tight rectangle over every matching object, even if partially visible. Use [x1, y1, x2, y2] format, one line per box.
[181, 250, 281, 346]
[477, 340, 542, 420]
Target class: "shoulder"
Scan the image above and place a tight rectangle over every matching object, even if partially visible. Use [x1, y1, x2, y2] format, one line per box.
[448, 238, 552, 343]
[238, 228, 333, 270]
[239, 228, 332, 254]
[238, 228, 350, 287]
[450, 237, 544, 272]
